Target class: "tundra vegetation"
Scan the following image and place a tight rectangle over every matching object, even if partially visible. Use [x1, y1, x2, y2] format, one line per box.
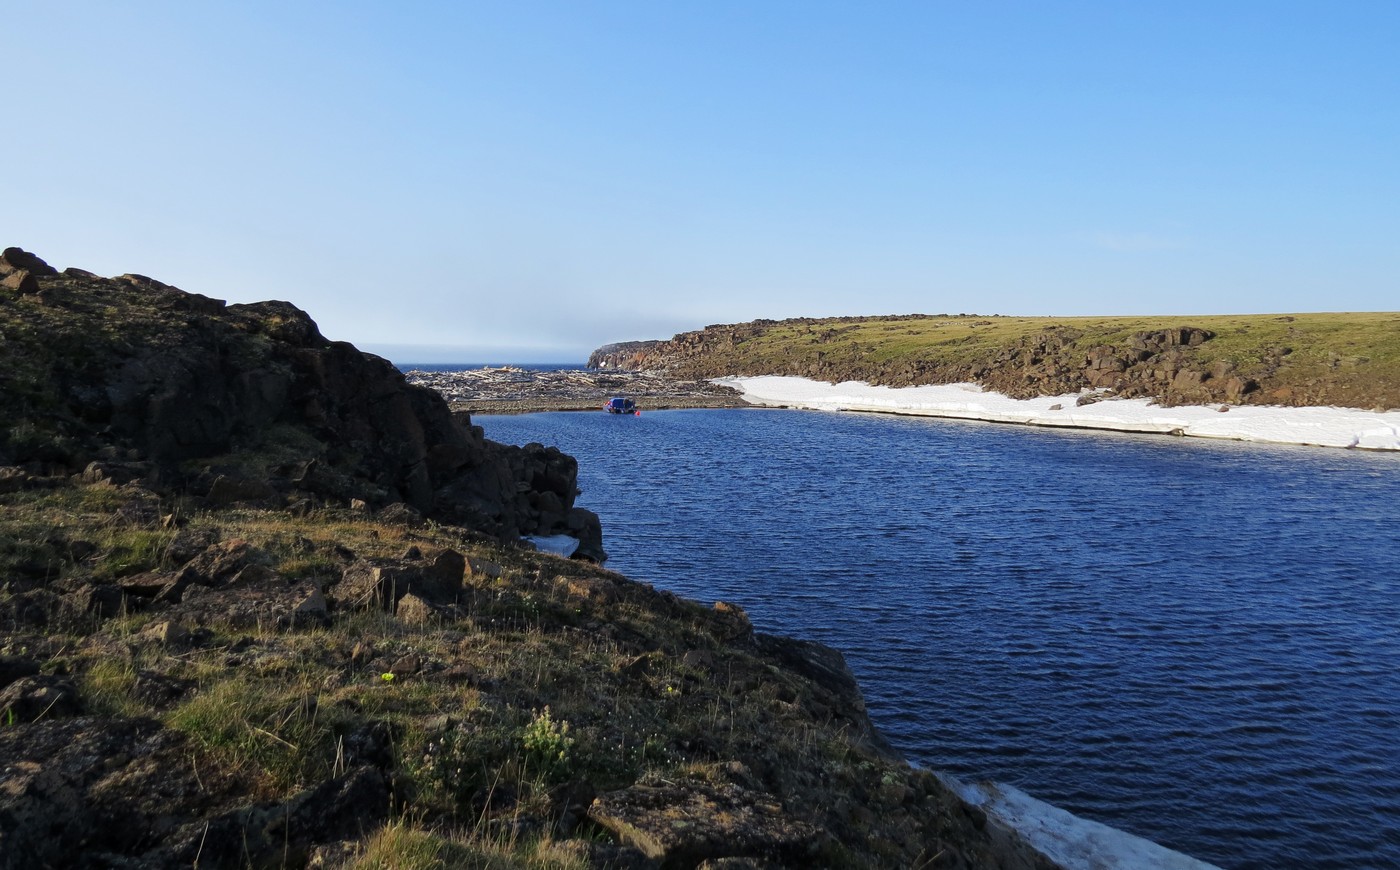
[589, 312, 1400, 410]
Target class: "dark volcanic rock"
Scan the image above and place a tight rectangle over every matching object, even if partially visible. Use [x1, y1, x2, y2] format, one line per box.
[1, 247, 59, 276]
[0, 250, 604, 556]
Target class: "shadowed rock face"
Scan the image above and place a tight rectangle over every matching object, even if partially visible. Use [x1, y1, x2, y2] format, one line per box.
[0, 248, 602, 559]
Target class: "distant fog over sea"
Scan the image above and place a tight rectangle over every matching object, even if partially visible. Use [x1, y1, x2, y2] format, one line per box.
[362, 344, 591, 371]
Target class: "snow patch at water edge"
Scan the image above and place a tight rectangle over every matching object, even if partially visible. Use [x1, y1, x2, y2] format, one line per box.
[526, 534, 580, 558]
[715, 376, 1400, 450]
[942, 775, 1223, 870]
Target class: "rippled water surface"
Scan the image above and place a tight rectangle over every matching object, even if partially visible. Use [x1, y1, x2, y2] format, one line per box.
[478, 408, 1400, 869]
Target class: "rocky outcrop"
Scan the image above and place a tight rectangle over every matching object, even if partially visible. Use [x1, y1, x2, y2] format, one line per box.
[975, 326, 1234, 403]
[588, 340, 668, 370]
[0, 246, 58, 296]
[0, 248, 602, 559]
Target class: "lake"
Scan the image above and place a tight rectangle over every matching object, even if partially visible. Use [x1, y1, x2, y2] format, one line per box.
[476, 407, 1400, 869]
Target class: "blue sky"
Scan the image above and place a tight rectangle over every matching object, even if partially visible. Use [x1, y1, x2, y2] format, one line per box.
[5, 2, 1397, 363]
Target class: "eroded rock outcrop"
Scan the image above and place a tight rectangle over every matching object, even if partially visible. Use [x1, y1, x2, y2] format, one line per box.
[0, 248, 602, 559]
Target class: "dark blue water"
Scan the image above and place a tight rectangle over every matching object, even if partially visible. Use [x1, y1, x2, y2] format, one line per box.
[477, 408, 1400, 869]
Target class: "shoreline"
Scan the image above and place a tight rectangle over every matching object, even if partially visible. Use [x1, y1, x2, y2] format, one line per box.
[452, 395, 748, 415]
[716, 375, 1400, 452]
[403, 367, 748, 415]
[405, 367, 1400, 451]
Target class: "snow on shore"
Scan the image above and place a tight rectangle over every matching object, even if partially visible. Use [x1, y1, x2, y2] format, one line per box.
[715, 376, 1400, 451]
[941, 776, 1223, 870]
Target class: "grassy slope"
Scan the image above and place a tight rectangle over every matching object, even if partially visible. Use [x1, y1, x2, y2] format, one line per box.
[1, 481, 987, 868]
[655, 312, 1400, 409]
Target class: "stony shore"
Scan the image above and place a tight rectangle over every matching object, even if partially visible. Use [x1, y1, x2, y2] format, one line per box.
[403, 366, 751, 414]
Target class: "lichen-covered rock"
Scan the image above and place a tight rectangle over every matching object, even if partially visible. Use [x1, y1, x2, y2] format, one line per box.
[589, 780, 826, 867]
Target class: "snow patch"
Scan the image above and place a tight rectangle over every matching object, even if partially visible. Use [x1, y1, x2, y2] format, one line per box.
[526, 534, 580, 558]
[716, 376, 1400, 451]
[943, 775, 1223, 870]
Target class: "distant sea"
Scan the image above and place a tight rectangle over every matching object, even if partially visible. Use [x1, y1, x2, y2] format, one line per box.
[393, 362, 586, 373]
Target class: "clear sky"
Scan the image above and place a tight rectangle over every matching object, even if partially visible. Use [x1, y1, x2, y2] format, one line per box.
[5, 2, 1397, 363]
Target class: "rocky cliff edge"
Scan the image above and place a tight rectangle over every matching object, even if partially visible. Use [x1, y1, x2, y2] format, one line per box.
[0, 247, 602, 560]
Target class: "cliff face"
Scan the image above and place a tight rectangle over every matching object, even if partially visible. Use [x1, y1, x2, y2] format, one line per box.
[590, 312, 1400, 410]
[0, 248, 602, 559]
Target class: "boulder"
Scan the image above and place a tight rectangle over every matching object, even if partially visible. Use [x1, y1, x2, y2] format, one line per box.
[1225, 376, 1257, 403]
[0, 675, 81, 722]
[0, 466, 27, 493]
[394, 591, 438, 625]
[334, 551, 464, 610]
[182, 539, 263, 586]
[138, 620, 192, 646]
[0, 657, 41, 691]
[0, 247, 59, 276]
[465, 555, 505, 580]
[0, 269, 38, 295]
[711, 601, 754, 643]
[1172, 369, 1206, 390]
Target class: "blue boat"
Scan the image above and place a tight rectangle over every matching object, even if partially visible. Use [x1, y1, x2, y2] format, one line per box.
[604, 396, 637, 414]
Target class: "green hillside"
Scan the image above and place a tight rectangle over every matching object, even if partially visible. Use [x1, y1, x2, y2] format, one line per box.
[591, 312, 1400, 409]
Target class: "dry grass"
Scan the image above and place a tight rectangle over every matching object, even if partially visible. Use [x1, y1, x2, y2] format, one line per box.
[2, 481, 976, 866]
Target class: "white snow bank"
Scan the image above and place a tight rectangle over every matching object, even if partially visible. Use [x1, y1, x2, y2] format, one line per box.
[942, 775, 1223, 870]
[716, 376, 1400, 451]
[525, 534, 580, 558]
